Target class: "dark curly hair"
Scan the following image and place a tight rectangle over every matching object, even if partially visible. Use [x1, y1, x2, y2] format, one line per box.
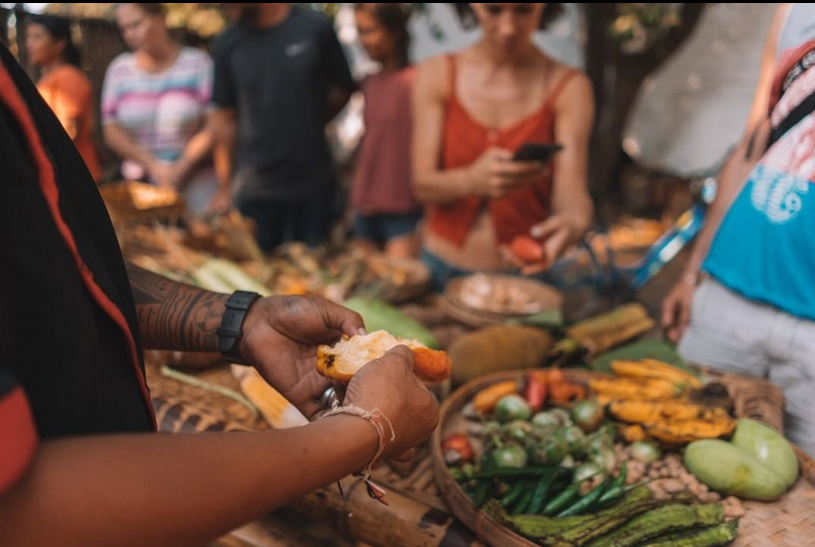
[452, 3, 565, 31]
[355, 3, 413, 69]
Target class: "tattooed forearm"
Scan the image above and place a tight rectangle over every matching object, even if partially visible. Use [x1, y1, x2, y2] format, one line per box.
[126, 263, 228, 351]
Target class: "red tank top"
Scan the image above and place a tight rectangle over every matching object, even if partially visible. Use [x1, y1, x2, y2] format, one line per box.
[427, 55, 577, 247]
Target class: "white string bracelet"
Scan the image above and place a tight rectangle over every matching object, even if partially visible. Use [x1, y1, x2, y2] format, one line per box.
[321, 402, 396, 505]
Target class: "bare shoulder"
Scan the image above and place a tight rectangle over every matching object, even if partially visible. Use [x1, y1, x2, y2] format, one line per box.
[414, 54, 451, 101]
[551, 65, 593, 109]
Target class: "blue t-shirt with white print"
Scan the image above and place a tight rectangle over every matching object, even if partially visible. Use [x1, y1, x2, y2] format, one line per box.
[704, 40, 815, 320]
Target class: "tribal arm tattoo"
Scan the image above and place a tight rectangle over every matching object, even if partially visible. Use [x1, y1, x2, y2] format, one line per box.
[126, 263, 228, 352]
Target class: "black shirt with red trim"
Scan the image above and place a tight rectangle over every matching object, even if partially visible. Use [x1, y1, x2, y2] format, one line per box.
[0, 41, 154, 468]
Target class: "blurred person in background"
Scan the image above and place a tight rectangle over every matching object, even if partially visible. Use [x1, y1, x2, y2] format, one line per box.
[662, 3, 815, 456]
[412, 3, 594, 291]
[210, 3, 355, 252]
[26, 14, 101, 182]
[350, 3, 422, 259]
[102, 3, 217, 213]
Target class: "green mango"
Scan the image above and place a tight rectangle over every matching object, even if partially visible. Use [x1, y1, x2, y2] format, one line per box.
[684, 440, 789, 501]
[731, 419, 799, 488]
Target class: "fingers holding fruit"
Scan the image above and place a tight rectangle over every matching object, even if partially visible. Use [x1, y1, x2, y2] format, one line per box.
[343, 346, 440, 460]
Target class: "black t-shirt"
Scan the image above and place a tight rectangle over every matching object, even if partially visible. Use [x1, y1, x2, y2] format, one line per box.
[0, 43, 154, 449]
[212, 7, 354, 202]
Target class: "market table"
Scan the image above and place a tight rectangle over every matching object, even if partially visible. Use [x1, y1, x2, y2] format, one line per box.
[146, 352, 815, 547]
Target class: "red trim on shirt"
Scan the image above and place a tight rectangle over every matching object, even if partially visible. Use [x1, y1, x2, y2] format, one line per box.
[0, 388, 38, 494]
[0, 62, 156, 430]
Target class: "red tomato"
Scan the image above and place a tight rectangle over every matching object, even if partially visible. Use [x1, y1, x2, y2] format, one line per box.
[510, 235, 545, 263]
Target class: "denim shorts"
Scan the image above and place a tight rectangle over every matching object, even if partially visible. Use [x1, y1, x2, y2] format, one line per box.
[354, 211, 422, 245]
[420, 248, 473, 293]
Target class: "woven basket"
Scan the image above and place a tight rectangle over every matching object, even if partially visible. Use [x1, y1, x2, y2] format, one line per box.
[431, 369, 815, 547]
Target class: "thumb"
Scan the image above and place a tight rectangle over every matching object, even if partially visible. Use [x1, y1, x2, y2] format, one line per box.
[531, 216, 562, 240]
[543, 227, 569, 264]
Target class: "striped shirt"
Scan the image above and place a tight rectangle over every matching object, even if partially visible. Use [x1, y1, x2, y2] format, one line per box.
[101, 47, 213, 174]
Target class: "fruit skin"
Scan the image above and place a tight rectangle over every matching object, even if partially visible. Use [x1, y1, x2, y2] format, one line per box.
[449, 326, 554, 385]
[684, 439, 789, 501]
[730, 418, 799, 488]
[411, 347, 453, 382]
[510, 235, 546, 264]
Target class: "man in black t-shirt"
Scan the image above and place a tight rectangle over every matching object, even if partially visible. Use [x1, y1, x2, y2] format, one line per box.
[210, 3, 355, 251]
[0, 42, 436, 545]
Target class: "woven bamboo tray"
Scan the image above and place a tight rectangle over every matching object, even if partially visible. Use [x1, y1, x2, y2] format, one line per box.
[431, 369, 815, 547]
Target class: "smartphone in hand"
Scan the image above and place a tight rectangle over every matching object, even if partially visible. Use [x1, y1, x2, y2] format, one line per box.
[512, 142, 563, 164]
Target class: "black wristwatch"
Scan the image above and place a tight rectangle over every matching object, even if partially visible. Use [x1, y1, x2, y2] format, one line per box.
[217, 290, 261, 365]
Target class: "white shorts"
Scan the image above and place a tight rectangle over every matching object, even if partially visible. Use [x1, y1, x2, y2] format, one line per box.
[679, 278, 815, 457]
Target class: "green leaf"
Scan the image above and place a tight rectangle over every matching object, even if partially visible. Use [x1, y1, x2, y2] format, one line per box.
[506, 309, 564, 329]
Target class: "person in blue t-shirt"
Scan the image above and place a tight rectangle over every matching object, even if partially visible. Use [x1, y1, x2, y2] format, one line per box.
[663, 3, 815, 456]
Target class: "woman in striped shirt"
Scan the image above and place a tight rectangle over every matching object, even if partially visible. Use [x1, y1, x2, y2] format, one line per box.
[102, 3, 216, 213]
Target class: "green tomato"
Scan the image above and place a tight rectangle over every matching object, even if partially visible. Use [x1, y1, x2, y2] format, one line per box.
[530, 436, 568, 466]
[550, 408, 574, 427]
[491, 445, 529, 469]
[503, 420, 534, 443]
[573, 461, 604, 483]
[584, 430, 614, 456]
[572, 399, 605, 433]
[532, 411, 560, 430]
[629, 440, 661, 463]
[495, 395, 532, 423]
[591, 449, 617, 474]
[556, 426, 587, 455]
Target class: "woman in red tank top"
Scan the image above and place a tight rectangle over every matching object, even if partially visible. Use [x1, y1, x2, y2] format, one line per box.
[412, 3, 594, 290]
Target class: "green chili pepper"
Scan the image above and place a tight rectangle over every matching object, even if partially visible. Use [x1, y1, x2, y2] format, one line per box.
[511, 482, 537, 515]
[543, 483, 581, 515]
[471, 480, 492, 507]
[593, 462, 629, 510]
[557, 479, 608, 517]
[501, 482, 525, 508]
[527, 467, 568, 514]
